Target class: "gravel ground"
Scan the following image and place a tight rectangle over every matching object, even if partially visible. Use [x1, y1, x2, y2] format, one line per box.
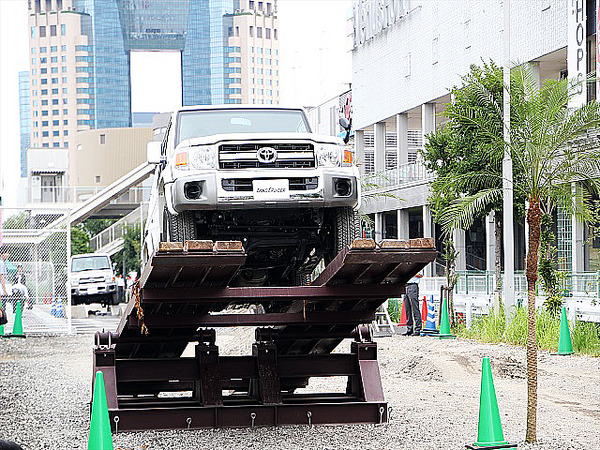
[1, 330, 599, 449]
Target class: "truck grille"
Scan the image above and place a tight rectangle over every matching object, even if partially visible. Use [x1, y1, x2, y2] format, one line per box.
[219, 143, 315, 169]
[79, 276, 105, 284]
[222, 178, 318, 192]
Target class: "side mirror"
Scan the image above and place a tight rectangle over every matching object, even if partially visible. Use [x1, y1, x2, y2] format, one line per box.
[147, 141, 162, 164]
[339, 117, 350, 130]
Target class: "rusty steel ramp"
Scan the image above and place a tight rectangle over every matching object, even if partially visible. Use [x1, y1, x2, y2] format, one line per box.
[92, 238, 436, 431]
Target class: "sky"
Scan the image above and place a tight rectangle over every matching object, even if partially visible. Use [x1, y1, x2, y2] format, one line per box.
[0, 0, 352, 207]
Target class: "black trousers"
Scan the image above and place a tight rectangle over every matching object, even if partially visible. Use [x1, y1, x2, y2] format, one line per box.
[405, 283, 421, 334]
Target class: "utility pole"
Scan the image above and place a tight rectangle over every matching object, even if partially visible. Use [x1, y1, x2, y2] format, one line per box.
[502, 0, 516, 316]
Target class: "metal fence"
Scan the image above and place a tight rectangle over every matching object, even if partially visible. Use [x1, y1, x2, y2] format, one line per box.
[0, 207, 71, 334]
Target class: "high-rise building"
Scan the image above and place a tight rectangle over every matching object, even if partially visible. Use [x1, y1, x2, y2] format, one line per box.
[24, 0, 280, 159]
[18, 71, 31, 177]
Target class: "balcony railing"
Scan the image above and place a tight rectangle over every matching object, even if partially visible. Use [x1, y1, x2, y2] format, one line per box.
[362, 162, 434, 193]
[90, 204, 148, 253]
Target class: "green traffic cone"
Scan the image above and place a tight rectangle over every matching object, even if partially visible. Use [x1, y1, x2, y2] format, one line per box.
[8, 300, 25, 338]
[0, 324, 4, 337]
[469, 357, 516, 449]
[557, 307, 574, 355]
[88, 371, 114, 450]
[438, 297, 455, 339]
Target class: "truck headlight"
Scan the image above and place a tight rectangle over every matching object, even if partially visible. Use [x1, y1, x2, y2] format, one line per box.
[191, 146, 217, 170]
[105, 275, 115, 283]
[316, 145, 342, 167]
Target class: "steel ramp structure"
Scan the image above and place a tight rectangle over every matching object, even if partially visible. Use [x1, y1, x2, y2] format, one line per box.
[93, 238, 437, 431]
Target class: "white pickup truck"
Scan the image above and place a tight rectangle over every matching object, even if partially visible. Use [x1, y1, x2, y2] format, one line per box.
[144, 105, 361, 286]
[69, 253, 117, 305]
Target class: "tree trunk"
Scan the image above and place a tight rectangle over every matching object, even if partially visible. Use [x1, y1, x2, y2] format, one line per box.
[494, 211, 502, 313]
[525, 196, 542, 443]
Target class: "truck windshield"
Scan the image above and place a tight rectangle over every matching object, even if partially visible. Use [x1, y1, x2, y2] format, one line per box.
[72, 256, 111, 272]
[177, 109, 310, 144]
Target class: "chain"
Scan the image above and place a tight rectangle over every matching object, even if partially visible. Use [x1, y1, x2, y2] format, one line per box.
[132, 281, 148, 335]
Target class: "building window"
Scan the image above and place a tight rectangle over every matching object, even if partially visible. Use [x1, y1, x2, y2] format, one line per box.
[257, 58, 263, 64]
[32, 58, 36, 65]
[95, 176, 101, 183]
[41, 79, 48, 85]
[31, 48, 36, 54]
[39, 26, 46, 37]
[62, 77, 67, 83]
[31, 79, 38, 86]
[100, 134, 106, 144]
[257, 27, 262, 38]
[34, 121, 38, 127]
[64, 130, 68, 136]
[42, 120, 48, 126]
[42, 131, 49, 137]
[40, 47, 47, 53]
[249, 0, 254, 9]
[40, 57, 47, 64]
[258, 1, 263, 10]
[62, 88, 67, 94]
[274, 29, 278, 40]
[41, 68, 47, 74]
[52, 99, 58, 105]
[257, 47, 262, 54]
[50, 25, 57, 37]
[266, 28, 271, 39]
[63, 109, 68, 114]
[53, 142, 60, 148]
[52, 119, 59, 125]
[266, 48, 271, 55]
[41, 89, 47, 95]
[52, 109, 59, 115]
[228, 27, 233, 37]
[249, 26, 253, 37]
[42, 143, 49, 148]
[53, 130, 59, 136]
[63, 119, 68, 125]
[51, 46, 57, 52]
[63, 99, 68, 104]
[61, 45, 66, 51]
[61, 24, 66, 36]
[235, 26, 239, 37]
[42, 100, 48, 106]
[52, 88, 58, 94]
[31, 26, 35, 38]
[62, 66, 67, 73]
[64, 142, 68, 148]
[51, 67, 58, 73]
[61, 56, 66, 62]
[51, 57, 58, 63]
[267, 2, 272, 14]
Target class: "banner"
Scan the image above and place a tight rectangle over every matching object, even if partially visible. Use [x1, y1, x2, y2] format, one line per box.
[568, 0, 587, 108]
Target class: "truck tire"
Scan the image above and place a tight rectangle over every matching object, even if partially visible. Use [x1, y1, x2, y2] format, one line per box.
[333, 207, 362, 255]
[164, 207, 197, 242]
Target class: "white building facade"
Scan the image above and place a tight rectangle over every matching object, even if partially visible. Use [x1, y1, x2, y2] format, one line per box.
[349, 0, 599, 277]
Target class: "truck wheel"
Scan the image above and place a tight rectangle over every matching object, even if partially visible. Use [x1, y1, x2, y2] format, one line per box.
[333, 207, 362, 255]
[163, 207, 197, 242]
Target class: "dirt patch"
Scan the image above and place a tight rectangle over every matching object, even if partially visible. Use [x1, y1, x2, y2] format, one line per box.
[399, 355, 443, 381]
[492, 355, 526, 379]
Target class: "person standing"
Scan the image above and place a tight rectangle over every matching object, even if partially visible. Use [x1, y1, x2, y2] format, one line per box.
[0, 248, 10, 311]
[13, 265, 31, 309]
[403, 271, 423, 336]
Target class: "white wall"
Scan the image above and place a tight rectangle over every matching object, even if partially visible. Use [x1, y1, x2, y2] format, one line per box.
[351, 0, 568, 130]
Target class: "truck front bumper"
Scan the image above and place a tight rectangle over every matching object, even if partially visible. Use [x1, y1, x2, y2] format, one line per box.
[168, 168, 359, 212]
[71, 283, 116, 297]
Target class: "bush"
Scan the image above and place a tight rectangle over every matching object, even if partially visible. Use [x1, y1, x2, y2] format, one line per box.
[456, 306, 600, 356]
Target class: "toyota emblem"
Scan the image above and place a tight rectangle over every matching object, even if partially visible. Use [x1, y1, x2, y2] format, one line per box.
[257, 147, 277, 163]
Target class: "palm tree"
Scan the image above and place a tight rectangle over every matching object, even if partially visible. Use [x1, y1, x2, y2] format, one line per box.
[438, 63, 600, 443]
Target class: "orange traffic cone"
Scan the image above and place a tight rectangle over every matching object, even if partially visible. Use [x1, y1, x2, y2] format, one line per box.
[421, 296, 427, 327]
[399, 298, 407, 326]
[43, 293, 48, 304]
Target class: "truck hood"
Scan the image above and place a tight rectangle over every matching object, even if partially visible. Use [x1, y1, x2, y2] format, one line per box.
[178, 133, 344, 148]
[70, 269, 112, 281]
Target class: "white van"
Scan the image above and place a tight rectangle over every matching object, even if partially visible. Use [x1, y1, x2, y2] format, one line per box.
[69, 253, 117, 305]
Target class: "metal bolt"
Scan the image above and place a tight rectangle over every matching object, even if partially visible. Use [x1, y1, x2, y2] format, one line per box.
[186, 417, 192, 429]
[250, 412, 256, 428]
[379, 406, 385, 424]
[307, 411, 312, 427]
[113, 416, 119, 434]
